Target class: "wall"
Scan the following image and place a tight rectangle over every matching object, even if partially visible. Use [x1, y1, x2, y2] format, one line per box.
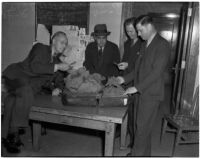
[131, 2, 183, 16]
[89, 3, 122, 47]
[2, 3, 35, 70]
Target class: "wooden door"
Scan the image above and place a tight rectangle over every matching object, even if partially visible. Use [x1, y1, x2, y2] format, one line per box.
[177, 2, 199, 115]
[148, 13, 180, 85]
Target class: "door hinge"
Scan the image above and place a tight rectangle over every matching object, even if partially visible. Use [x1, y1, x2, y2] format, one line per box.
[188, 8, 192, 17]
[181, 60, 186, 69]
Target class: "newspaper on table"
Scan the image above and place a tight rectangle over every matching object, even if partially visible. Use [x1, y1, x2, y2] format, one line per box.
[52, 25, 94, 70]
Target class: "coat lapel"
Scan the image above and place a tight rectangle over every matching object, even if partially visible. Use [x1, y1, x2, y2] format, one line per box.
[93, 43, 99, 66]
[145, 33, 159, 53]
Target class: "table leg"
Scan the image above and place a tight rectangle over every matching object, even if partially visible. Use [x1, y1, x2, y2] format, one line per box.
[160, 117, 167, 144]
[104, 122, 116, 156]
[32, 122, 41, 151]
[120, 112, 128, 149]
[172, 128, 182, 156]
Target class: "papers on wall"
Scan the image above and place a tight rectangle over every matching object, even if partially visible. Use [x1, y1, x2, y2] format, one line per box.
[52, 25, 79, 48]
[36, 24, 50, 45]
[52, 25, 93, 70]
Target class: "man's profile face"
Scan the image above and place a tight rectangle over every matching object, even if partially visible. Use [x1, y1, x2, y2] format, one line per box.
[95, 35, 107, 48]
[53, 36, 68, 53]
[136, 23, 151, 41]
[125, 24, 137, 40]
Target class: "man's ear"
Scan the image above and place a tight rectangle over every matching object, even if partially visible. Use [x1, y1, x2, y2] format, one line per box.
[147, 23, 152, 31]
[52, 38, 56, 45]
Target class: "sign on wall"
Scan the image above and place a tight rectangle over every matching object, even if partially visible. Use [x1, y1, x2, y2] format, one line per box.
[36, 2, 89, 29]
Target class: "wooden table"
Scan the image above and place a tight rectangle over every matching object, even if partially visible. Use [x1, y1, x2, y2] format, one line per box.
[29, 95, 128, 156]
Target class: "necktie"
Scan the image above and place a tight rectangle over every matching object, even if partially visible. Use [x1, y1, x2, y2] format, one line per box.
[99, 47, 103, 56]
[98, 47, 103, 67]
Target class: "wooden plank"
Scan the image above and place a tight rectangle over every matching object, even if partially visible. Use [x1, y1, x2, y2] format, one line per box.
[104, 122, 116, 156]
[179, 141, 199, 144]
[31, 106, 123, 124]
[31, 95, 127, 123]
[30, 112, 107, 131]
[32, 122, 41, 151]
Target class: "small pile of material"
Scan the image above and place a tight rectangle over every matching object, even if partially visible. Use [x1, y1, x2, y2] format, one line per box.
[102, 77, 125, 97]
[64, 67, 105, 94]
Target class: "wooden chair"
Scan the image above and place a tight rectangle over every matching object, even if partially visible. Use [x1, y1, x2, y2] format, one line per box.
[160, 86, 199, 156]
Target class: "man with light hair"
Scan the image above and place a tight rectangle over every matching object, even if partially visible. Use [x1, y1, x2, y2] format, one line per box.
[2, 31, 72, 153]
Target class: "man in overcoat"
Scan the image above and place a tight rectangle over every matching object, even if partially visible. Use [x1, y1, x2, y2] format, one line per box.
[84, 24, 120, 78]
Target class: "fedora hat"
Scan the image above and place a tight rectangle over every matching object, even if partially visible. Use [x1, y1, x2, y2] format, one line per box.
[91, 24, 111, 36]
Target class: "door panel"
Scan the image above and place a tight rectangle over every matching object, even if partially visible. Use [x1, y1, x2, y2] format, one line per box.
[149, 13, 180, 85]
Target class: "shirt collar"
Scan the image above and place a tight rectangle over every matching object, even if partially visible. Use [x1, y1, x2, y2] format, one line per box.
[51, 46, 55, 56]
[51, 47, 60, 57]
[131, 38, 138, 46]
[98, 46, 104, 51]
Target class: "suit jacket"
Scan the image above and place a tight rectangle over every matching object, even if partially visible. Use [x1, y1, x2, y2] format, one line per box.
[121, 38, 142, 88]
[122, 38, 142, 75]
[3, 43, 66, 91]
[124, 33, 170, 101]
[83, 41, 120, 78]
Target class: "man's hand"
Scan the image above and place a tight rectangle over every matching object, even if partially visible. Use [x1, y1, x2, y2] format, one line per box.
[116, 76, 125, 84]
[52, 88, 62, 96]
[55, 63, 70, 72]
[124, 86, 138, 95]
[117, 62, 128, 70]
[59, 54, 66, 63]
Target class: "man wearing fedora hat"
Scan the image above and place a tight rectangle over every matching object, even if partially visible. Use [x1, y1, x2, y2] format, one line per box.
[84, 24, 120, 78]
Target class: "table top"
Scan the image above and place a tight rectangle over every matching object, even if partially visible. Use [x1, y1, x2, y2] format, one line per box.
[31, 95, 127, 124]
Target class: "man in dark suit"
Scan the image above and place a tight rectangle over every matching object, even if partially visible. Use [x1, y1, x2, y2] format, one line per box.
[84, 24, 120, 78]
[117, 15, 170, 156]
[2, 31, 71, 153]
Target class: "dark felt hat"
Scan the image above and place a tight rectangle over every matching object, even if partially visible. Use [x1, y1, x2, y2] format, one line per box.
[91, 24, 111, 36]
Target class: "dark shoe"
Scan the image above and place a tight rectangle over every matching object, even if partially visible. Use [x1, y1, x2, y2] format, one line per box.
[2, 138, 21, 153]
[18, 128, 26, 135]
[126, 152, 132, 156]
[7, 133, 24, 147]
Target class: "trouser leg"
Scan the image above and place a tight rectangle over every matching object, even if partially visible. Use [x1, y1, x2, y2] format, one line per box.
[10, 85, 34, 128]
[131, 99, 159, 156]
[127, 101, 134, 145]
[133, 94, 139, 146]
[128, 95, 139, 147]
[2, 94, 16, 138]
[10, 77, 48, 128]
[2, 76, 47, 138]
